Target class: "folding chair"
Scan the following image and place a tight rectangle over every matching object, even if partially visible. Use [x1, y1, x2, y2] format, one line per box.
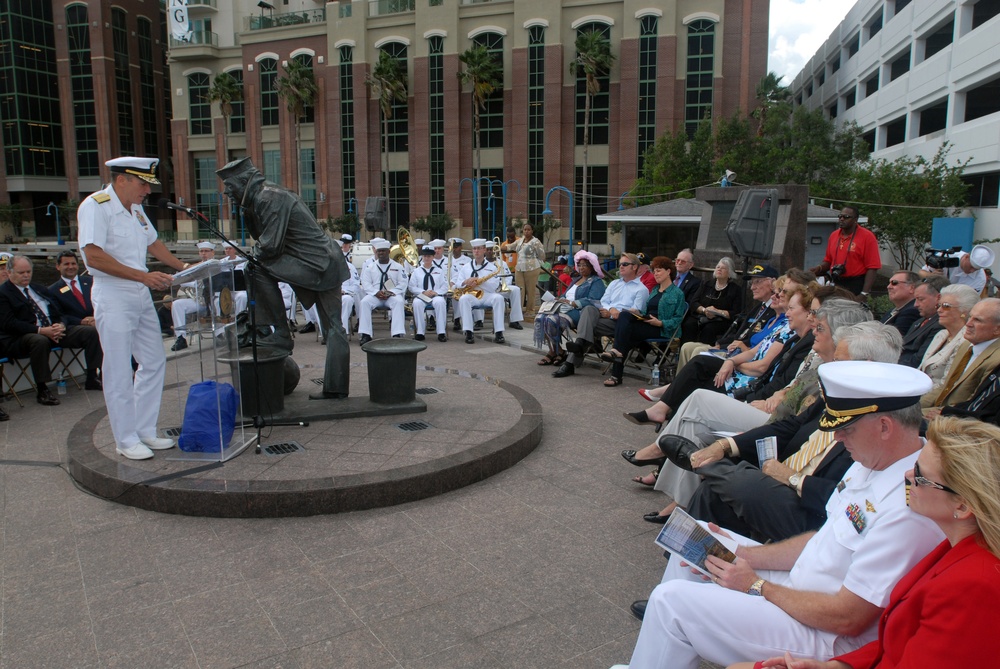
[51, 346, 84, 390]
[645, 306, 689, 383]
[0, 356, 33, 407]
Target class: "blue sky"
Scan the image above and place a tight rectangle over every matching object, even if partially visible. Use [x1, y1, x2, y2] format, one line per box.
[769, 0, 855, 83]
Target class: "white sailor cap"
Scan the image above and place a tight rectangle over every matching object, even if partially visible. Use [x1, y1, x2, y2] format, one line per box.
[414, 238, 426, 246]
[484, 240, 497, 249]
[339, 234, 354, 243]
[371, 237, 386, 244]
[817, 361, 933, 431]
[197, 241, 216, 250]
[430, 239, 446, 248]
[106, 157, 160, 185]
[470, 238, 488, 248]
[372, 239, 391, 251]
[451, 238, 465, 245]
[0, 252, 11, 267]
[420, 245, 435, 256]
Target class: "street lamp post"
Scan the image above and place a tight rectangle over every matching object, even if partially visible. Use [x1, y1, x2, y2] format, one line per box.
[46, 201, 62, 245]
[541, 186, 574, 257]
[617, 190, 632, 211]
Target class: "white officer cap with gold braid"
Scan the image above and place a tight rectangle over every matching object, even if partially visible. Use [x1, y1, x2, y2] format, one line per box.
[817, 361, 932, 431]
[106, 157, 160, 184]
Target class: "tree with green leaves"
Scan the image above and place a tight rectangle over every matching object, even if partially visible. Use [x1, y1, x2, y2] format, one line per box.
[207, 71, 242, 160]
[365, 49, 408, 229]
[843, 143, 970, 270]
[457, 44, 502, 231]
[412, 212, 455, 240]
[276, 58, 318, 192]
[570, 29, 615, 240]
[752, 70, 790, 135]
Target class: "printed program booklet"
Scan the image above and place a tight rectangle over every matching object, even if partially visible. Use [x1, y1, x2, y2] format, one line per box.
[654, 508, 739, 578]
[755, 436, 778, 464]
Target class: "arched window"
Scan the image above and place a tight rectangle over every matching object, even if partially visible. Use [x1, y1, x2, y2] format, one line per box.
[685, 19, 716, 138]
[339, 45, 356, 212]
[112, 9, 135, 154]
[428, 36, 445, 214]
[472, 32, 504, 149]
[527, 25, 546, 222]
[574, 21, 611, 147]
[637, 15, 658, 174]
[293, 53, 315, 124]
[380, 42, 409, 152]
[188, 72, 211, 135]
[228, 70, 246, 133]
[259, 57, 279, 126]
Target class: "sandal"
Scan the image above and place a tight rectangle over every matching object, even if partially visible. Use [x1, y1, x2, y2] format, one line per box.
[632, 469, 658, 487]
[538, 354, 556, 366]
[599, 349, 624, 362]
[552, 353, 567, 366]
[604, 377, 623, 387]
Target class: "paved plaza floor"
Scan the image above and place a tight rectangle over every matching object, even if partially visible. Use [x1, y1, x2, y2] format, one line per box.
[0, 318, 699, 668]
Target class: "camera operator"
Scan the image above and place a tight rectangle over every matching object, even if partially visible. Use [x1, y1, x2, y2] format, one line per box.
[919, 246, 988, 293]
[808, 205, 880, 298]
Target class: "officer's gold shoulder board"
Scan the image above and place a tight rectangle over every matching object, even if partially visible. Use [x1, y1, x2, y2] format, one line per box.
[92, 193, 111, 203]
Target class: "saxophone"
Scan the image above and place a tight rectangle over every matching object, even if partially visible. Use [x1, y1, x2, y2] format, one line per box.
[453, 261, 505, 299]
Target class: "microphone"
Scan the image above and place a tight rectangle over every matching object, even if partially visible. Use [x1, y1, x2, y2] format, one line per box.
[158, 198, 197, 216]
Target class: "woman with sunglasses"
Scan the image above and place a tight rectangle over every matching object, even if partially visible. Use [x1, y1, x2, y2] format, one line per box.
[534, 249, 606, 366]
[918, 284, 980, 406]
[727, 416, 1000, 669]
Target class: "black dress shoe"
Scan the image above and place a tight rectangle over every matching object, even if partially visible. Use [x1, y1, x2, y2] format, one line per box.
[0, 406, 9, 421]
[656, 434, 701, 472]
[473, 320, 484, 331]
[552, 362, 575, 378]
[414, 334, 425, 341]
[465, 331, 475, 344]
[621, 449, 667, 468]
[623, 410, 651, 425]
[85, 378, 103, 391]
[359, 334, 372, 345]
[565, 340, 586, 355]
[494, 332, 505, 344]
[298, 322, 317, 334]
[630, 600, 647, 621]
[452, 319, 462, 332]
[643, 511, 671, 524]
[37, 387, 60, 406]
[170, 336, 187, 351]
[509, 321, 523, 330]
[438, 334, 448, 342]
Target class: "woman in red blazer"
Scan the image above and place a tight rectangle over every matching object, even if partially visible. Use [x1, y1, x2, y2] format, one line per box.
[727, 415, 1000, 669]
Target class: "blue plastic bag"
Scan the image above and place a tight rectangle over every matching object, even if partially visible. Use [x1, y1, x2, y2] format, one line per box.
[178, 381, 239, 452]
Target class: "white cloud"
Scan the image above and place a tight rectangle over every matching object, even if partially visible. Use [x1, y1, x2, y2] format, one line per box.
[768, 0, 855, 83]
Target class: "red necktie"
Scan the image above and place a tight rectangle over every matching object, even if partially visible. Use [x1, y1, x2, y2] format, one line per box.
[71, 279, 86, 308]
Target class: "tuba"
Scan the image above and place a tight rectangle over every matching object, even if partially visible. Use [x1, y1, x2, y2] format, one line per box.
[390, 226, 419, 267]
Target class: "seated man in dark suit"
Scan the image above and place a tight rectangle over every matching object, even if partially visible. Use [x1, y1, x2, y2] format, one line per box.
[0, 256, 103, 405]
[881, 270, 920, 335]
[673, 248, 702, 305]
[674, 321, 902, 543]
[47, 250, 95, 327]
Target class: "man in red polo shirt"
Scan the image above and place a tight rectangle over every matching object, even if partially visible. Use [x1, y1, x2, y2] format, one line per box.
[809, 205, 880, 297]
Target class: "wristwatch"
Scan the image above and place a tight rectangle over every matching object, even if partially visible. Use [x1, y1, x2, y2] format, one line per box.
[747, 578, 766, 596]
[788, 473, 803, 491]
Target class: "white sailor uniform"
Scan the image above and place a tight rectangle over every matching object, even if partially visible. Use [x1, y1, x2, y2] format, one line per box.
[359, 259, 407, 336]
[407, 263, 448, 336]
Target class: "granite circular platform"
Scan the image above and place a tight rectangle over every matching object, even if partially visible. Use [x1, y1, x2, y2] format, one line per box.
[67, 364, 543, 518]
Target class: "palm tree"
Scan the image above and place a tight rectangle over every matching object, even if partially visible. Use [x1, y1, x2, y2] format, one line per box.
[276, 58, 318, 192]
[206, 71, 241, 162]
[457, 44, 502, 230]
[753, 70, 790, 135]
[364, 49, 407, 229]
[570, 29, 615, 243]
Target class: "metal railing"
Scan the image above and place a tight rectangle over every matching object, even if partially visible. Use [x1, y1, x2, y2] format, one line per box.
[168, 30, 219, 48]
[246, 8, 326, 31]
[187, 0, 218, 8]
[369, 0, 415, 18]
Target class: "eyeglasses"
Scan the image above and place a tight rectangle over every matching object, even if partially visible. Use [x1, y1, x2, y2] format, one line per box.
[937, 302, 955, 311]
[813, 324, 827, 334]
[809, 309, 819, 317]
[675, 258, 693, 265]
[837, 214, 856, 220]
[912, 461, 957, 494]
[619, 262, 634, 267]
[888, 279, 910, 286]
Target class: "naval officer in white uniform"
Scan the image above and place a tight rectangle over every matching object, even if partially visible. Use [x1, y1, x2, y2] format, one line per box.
[77, 157, 187, 460]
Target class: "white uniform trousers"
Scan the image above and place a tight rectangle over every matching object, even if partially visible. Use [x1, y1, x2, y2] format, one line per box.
[92, 280, 167, 449]
[341, 294, 356, 334]
[628, 534, 841, 669]
[653, 389, 770, 506]
[303, 303, 321, 326]
[358, 294, 406, 336]
[412, 296, 447, 335]
[279, 282, 296, 319]
[458, 292, 506, 333]
[171, 298, 200, 336]
[475, 286, 523, 324]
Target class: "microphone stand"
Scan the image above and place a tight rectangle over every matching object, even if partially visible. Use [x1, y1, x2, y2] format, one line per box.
[173, 205, 307, 455]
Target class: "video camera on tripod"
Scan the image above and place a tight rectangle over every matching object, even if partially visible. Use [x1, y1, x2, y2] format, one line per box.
[925, 246, 963, 270]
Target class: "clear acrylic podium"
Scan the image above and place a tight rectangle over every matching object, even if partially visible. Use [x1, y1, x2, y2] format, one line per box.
[168, 259, 255, 461]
